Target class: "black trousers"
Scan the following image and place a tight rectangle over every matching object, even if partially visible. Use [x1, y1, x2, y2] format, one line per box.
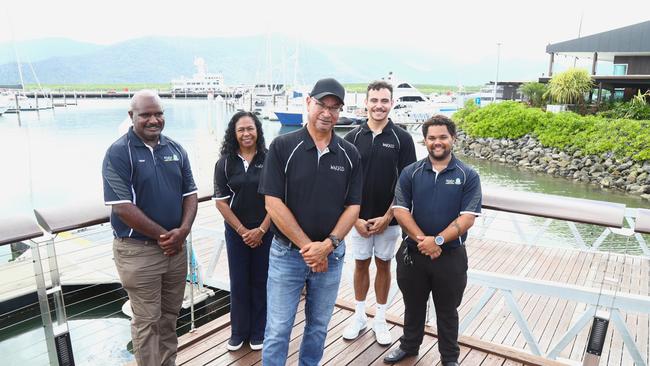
[396, 242, 468, 362]
[224, 223, 273, 342]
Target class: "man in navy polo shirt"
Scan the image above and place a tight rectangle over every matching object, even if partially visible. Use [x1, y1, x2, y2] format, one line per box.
[102, 90, 198, 366]
[384, 115, 481, 365]
[342, 80, 416, 345]
[259, 78, 362, 365]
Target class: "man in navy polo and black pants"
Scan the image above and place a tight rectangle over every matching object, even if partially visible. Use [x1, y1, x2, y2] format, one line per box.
[102, 90, 198, 366]
[384, 115, 481, 365]
[342, 80, 415, 346]
[259, 78, 362, 365]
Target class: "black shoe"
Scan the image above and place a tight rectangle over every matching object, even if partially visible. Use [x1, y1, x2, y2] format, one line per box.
[249, 339, 263, 351]
[383, 347, 416, 364]
[442, 362, 459, 366]
[226, 338, 244, 351]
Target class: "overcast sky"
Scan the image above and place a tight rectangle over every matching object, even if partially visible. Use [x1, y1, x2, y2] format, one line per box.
[2, 0, 649, 79]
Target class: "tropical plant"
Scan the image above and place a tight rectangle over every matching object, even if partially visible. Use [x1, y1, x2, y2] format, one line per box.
[518, 82, 547, 107]
[598, 99, 650, 120]
[545, 68, 593, 105]
[631, 89, 650, 107]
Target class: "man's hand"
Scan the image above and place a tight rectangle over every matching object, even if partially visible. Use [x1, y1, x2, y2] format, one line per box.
[300, 241, 332, 267]
[312, 259, 328, 273]
[416, 235, 441, 260]
[354, 219, 371, 238]
[242, 228, 264, 247]
[367, 214, 391, 235]
[159, 228, 189, 256]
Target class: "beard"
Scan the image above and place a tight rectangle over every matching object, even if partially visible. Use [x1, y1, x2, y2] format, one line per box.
[428, 147, 452, 161]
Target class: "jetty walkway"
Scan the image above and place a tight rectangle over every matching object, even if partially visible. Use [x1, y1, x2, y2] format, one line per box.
[2, 188, 649, 365]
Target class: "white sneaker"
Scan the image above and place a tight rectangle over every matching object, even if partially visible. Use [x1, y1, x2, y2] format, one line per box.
[342, 315, 367, 340]
[373, 320, 392, 345]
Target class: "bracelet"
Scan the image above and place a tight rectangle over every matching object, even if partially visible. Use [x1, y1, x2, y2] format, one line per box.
[258, 226, 266, 233]
[236, 224, 243, 234]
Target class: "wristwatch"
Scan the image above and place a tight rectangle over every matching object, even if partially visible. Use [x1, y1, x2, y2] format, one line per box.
[434, 235, 445, 246]
[328, 234, 341, 249]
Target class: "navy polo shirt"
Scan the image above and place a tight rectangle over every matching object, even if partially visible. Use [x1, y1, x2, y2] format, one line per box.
[213, 151, 267, 228]
[344, 120, 416, 223]
[392, 154, 482, 249]
[258, 127, 363, 242]
[102, 127, 197, 240]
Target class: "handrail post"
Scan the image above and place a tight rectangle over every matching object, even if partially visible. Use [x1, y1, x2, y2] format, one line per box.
[31, 236, 75, 365]
[186, 232, 196, 332]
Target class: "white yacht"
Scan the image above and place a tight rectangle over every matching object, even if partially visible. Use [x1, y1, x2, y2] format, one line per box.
[383, 72, 458, 122]
[171, 58, 226, 93]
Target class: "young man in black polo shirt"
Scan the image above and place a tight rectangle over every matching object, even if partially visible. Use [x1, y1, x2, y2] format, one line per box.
[385, 115, 481, 365]
[342, 81, 416, 345]
[258, 78, 363, 365]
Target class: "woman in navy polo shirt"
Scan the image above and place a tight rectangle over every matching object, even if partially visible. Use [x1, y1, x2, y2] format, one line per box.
[213, 111, 272, 352]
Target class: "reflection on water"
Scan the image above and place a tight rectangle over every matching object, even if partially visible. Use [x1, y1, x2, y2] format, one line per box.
[1, 99, 647, 218]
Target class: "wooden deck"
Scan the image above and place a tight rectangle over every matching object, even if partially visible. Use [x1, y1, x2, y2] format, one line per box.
[173, 297, 564, 366]
[166, 201, 650, 365]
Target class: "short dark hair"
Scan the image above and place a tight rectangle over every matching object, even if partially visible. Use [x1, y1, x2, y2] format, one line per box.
[219, 111, 267, 159]
[422, 115, 456, 138]
[366, 80, 393, 98]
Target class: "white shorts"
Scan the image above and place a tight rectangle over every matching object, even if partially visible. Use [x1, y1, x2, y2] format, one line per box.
[346, 225, 402, 261]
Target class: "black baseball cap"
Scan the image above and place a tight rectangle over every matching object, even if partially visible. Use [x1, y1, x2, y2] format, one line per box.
[310, 78, 345, 105]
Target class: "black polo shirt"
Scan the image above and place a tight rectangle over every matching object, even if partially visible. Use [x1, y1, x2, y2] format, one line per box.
[344, 120, 416, 223]
[213, 151, 267, 228]
[102, 127, 198, 240]
[392, 154, 481, 249]
[258, 127, 363, 242]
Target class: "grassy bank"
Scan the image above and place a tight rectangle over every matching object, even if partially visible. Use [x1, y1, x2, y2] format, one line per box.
[344, 83, 481, 94]
[454, 101, 650, 161]
[25, 83, 170, 91]
[26, 83, 482, 94]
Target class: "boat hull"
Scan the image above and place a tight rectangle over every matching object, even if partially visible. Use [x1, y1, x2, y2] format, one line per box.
[274, 111, 303, 126]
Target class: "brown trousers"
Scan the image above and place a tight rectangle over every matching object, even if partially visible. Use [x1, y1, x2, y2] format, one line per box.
[113, 238, 187, 366]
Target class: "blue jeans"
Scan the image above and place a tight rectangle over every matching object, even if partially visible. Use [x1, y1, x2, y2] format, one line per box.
[262, 237, 346, 366]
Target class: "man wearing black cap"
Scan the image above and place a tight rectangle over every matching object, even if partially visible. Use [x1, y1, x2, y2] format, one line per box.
[259, 78, 363, 365]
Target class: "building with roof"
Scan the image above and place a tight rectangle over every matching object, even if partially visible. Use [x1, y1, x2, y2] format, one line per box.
[540, 20, 650, 102]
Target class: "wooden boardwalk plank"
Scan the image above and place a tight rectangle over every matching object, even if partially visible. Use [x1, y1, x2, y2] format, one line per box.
[172, 204, 649, 366]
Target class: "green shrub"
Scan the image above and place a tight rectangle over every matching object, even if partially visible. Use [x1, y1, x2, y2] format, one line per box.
[457, 101, 650, 161]
[598, 101, 650, 120]
[457, 101, 549, 139]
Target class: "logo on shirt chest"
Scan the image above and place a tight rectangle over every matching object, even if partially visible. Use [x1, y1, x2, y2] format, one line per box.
[330, 165, 345, 172]
[254, 163, 263, 169]
[163, 154, 180, 162]
[382, 143, 395, 149]
[445, 178, 462, 185]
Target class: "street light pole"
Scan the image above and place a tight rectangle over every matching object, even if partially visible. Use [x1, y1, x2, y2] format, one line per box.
[493, 42, 502, 103]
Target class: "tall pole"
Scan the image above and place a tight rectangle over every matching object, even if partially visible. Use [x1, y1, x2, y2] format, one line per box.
[493, 42, 502, 103]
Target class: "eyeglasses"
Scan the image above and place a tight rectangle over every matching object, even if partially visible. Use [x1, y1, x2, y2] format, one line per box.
[313, 99, 343, 114]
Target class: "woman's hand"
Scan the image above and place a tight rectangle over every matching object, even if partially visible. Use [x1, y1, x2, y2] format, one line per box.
[242, 227, 264, 247]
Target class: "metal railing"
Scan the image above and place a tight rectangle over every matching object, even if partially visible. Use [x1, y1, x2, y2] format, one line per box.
[2, 188, 649, 365]
[0, 190, 228, 365]
[424, 189, 649, 365]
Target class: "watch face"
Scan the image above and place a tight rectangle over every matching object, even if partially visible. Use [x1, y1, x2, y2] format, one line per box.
[435, 236, 444, 246]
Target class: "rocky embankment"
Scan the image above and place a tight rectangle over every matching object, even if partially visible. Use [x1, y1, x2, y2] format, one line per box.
[456, 131, 650, 201]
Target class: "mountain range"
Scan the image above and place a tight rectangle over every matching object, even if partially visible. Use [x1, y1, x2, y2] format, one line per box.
[0, 35, 546, 86]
